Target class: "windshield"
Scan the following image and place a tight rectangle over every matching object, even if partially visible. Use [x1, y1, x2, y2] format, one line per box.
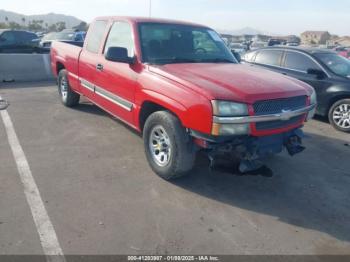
[316, 53, 350, 78]
[138, 23, 237, 65]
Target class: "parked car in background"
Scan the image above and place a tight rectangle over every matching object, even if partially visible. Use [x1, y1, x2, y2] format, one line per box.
[230, 42, 247, 55]
[335, 46, 350, 59]
[36, 31, 46, 38]
[268, 38, 286, 47]
[286, 42, 300, 47]
[50, 17, 316, 179]
[242, 47, 350, 132]
[249, 41, 267, 50]
[0, 29, 40, 53]
[40, 30, 86, 50]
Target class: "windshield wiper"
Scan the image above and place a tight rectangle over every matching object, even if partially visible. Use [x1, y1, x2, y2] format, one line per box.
[202, 58, 235, 63]
[167, 57, 200, 64]
[148, 57, 199, 65]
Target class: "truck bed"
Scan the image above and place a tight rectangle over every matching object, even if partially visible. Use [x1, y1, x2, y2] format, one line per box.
[50, 41, 82, 79]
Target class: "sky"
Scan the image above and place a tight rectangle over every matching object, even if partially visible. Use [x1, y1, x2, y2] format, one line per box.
[1, 0, 350, 36]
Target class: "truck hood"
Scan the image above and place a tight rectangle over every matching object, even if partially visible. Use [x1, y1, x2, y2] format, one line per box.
[149, 63, 311, 104]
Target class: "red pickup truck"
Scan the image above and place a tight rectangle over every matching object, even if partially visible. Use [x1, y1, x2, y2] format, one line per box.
[51, 17, 316, 180]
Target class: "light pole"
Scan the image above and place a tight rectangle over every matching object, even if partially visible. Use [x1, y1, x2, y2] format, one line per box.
[149, 0, 152, 17]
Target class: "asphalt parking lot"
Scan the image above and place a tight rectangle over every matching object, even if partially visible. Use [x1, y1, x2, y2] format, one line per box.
[0, 81, 350, 256]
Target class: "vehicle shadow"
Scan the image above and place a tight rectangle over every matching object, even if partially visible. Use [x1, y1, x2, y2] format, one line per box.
[72, 102, 108, 117]
[172, 132, 350, 242]
[313, 115, 329, 124]
[72, 102, 142, 137]
[0, 81, 55, 89]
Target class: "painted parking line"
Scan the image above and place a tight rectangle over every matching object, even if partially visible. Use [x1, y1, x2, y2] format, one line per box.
[0, 95, 65, 262]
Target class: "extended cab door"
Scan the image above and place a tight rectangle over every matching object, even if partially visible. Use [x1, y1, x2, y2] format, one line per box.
[92, 20, 137, 125]
[78, 20, 109, 98]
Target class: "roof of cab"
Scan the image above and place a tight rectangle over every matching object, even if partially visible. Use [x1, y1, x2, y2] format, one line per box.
[93, 16, 210, 28]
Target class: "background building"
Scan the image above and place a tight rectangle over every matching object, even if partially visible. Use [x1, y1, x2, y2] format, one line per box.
[301, 31, 331, 45]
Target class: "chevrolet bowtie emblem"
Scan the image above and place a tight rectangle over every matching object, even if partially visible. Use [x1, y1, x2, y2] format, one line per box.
[280, 109, 293, 121]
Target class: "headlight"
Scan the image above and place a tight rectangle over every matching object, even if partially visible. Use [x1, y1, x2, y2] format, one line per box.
[307, 88, 317, 120]
[211, 100, 248, 116]
[212, 123, 250, 136]
[211, 100, 250, 136]
[310, 88, 317, 105]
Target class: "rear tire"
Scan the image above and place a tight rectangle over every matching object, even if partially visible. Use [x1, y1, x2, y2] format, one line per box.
[58, 69, 80, 107]
[328, 99, 350, 133]
[143, 111, 196, 180]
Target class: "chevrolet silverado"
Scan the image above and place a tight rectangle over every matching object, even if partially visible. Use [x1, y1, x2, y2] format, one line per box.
[51, 17, 316, 180]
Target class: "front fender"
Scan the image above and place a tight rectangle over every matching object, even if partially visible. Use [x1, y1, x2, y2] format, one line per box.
[134, 88, 213, 134]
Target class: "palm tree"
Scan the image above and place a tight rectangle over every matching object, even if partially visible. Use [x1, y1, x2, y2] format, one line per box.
[5, 16, 8, 24]
[21, 17, 25, 25]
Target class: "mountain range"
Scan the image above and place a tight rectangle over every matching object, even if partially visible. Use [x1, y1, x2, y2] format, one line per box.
[0, 10, 276, 36]
[218, 27, 279, 36]
[0, 9, 84, 29]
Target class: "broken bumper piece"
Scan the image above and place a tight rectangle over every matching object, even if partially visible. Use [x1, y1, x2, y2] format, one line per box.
[205, 128, 306, 174]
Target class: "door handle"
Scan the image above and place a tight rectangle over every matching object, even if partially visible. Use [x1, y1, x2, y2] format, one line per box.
[282, 72, 287, 75]
[96, 64, 104, 71]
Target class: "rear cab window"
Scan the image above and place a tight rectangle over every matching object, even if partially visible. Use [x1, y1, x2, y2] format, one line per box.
[86, 20, 108, 53]
[104, 21, 134, 57]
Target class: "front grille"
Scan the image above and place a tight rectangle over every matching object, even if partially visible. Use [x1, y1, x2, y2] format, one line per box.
[253, 96, 307, 116]
[256, 115, 304, 131]
[253, 96, 307, 131]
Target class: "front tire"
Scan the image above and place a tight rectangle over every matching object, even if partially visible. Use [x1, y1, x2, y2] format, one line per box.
[329, 99, 350, 132]
[58, 69, 80, 107]
[143, 111, 196, 180]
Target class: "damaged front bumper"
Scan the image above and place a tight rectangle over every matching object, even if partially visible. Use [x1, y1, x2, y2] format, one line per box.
[190, 102, 315, 174]
[191, 128, 305, 174]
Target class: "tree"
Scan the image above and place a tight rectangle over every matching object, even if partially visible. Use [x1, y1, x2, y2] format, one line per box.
[73, 21, 88, 31]
[28, 20, 44, 32]
[56, 22, 66, 32]
[8, 22, 22, 30]
[21, 17, 26, 26]
[0, 22, 7, 29]
[48, 23, 57, 32]
[5, 16, 8, 24]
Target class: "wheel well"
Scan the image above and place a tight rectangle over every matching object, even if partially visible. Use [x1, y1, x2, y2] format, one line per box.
[139, 101, 169, 132]
[327, 95, 350, 116]
[56, 62, 65, 75]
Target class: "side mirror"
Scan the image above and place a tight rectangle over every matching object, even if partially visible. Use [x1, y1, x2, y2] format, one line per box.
[231, 50, 241, 63]
[105, 47, 134, 64]
[307, 68, 327, 79]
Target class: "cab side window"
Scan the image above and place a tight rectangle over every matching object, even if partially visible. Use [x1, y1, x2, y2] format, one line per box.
[104, 21, 134, 57]
[254, 50, 283, 66]
[86, 20, 108, 53]
[284, 51, 320, 72]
